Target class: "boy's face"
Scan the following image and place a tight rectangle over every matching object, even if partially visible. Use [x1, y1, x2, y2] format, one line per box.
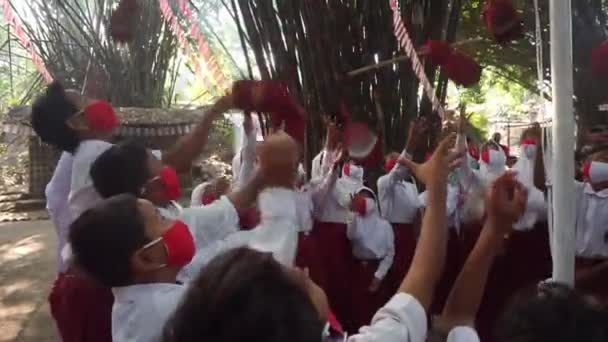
[141, 151, 172, 207]
[65, 90, 116, 141]
[131, 199, 183, 280]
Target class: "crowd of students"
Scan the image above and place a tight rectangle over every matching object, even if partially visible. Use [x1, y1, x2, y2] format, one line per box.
[31, 81, 607, 342]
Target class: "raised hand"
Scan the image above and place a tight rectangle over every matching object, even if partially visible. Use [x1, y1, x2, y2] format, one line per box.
[405, 118, 429, 152]
[399, 134, 462, 187]
[486, 171, 528, 229]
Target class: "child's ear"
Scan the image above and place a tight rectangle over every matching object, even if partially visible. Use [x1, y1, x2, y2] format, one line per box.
[131, 248, 164, 274]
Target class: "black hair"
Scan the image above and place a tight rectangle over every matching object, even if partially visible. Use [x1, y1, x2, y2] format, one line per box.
[31, 81, 81, 153]
[496, 282, 608, 342]
[90, 141, 150, 198]
[163, 247, 324, 342]
[69, 194, 148, 287]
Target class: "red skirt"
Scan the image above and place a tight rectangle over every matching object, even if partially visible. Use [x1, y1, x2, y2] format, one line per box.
[575, 257, 608, 302]
[313, 221, 354, 330]
[295, 231, 328, 291]
[430, 228, 464, 315]
[238, 207, 260, 230]
[347, 260, 393, 333]
[386, 223, 417, 294]
[48, 269, 113, 342]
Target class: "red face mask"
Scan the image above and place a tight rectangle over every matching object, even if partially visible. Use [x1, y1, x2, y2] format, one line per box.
[142, 220, 195, 268]
[160, 166, 181, 201]
[82, 100, 120, 132]
[201, 192, 219, 206]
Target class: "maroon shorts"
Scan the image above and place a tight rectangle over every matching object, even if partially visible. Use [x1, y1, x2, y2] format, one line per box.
[386, 223, 416, 294]
[48, 269, 113, 342]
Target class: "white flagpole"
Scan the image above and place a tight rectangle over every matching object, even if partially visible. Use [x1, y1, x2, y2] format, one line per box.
[549, 0, 576, 286]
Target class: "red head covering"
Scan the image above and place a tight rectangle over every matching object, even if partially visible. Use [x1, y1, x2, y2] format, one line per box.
[520, 138, 537, 146]
[482, 0, 524, 45]
[83, 100, 120, 132]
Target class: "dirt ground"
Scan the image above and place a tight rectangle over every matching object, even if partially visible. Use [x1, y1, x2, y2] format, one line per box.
[0, 220, 58, 341]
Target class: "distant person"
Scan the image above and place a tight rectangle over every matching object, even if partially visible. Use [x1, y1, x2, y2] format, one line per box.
[492, 132, 510, 157]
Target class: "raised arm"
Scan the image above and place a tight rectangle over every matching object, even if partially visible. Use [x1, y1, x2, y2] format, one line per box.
[234, 112, 257, 189]
[437, 172, 526, 333]
[397, 135, 462, 310]
[162, 95, 233, 173]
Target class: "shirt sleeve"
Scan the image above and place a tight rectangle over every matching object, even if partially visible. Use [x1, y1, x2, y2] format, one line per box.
[375, 223, 395, 280]
[348, 293, 427, 342]
[447, 327, 480, 342]
[179, 196, 240, 248]
[247, 188, 299, 266]
[311, 167, 339, 212]
[234, 128, 256, 190]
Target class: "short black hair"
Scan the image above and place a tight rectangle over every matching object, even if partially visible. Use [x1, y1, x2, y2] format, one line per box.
[91, 141, 150, 198]
[69, 194, 148, 287]
[31, 81, 80, 153]
[163, 247, 324, 342]
[496, 282, 608, 342]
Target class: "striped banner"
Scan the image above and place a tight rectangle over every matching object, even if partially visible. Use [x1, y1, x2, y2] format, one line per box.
[159, 0, 229, 92]
[389, 0, 444, 119]
[1, 0, 53, 83]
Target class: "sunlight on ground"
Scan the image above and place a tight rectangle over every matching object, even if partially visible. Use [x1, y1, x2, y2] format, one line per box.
[0, 236, 45, 266]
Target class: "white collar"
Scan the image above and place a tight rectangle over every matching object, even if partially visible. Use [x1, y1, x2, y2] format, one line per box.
[584, 183, 608, 198]
[112, 283, 184, 303]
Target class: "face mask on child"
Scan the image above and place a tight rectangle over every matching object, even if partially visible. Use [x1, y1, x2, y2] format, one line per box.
[142, 166, 182, 201]
[521, 139, 537, 160]
[343, 163, 364, 181]
[584, 160, 608, 184]
[140, 220, 195, 268]
[481, 149, 506, 169]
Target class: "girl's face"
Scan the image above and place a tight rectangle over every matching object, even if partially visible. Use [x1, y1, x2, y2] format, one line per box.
[588, 151, 608, 191]
[64, 90, 117, 141]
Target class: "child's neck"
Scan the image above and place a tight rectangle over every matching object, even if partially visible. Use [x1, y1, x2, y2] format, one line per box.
[134, 268, 179, 285]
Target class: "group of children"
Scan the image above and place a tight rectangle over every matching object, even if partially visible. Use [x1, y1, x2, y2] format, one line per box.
[32, 80, 607, 342]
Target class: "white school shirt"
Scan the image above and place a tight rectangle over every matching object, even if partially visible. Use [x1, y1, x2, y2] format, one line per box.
[45, 151, 74, 273]
[296, 168, 341, 233]
[347, 199, 395, 280]
[175, 197, 240, 282]
[377, 158, 421, 224]
[183, 188, 301, 278]
[311, 149, 337, 181]
[112, 283, 186, 342]
[347, 293, 426, 342]
[317, 165, 364, 223]
[447, 327, 480, 342]
[575, 182, 608, 258]
[232, 127, 256, 190]
[418, 184, 460, 229]
[68, 139, 114, 219]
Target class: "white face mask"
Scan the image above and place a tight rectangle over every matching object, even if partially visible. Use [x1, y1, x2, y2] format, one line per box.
[343, 163, 364, 181]
[364, 198, 377, 215]
[487, 149, 506, 168]
[587, 161, 608, 184]
[522, 144, 537, 160]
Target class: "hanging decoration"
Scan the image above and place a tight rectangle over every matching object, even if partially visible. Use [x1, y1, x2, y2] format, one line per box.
[1, 0, 53, 83]
[176, 0, 229, 89]
[110, 0, 140, 43]
[159, 0, 220, 92]
[389, 0, 445, 120]
[421, 40, 482, 88]
[482, 0, 524, 45]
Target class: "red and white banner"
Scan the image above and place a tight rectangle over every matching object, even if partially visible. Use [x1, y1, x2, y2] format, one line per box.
[159, 0, 229, 91]
[390, 0, 445, 119]
[1, 0, 53, 83]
